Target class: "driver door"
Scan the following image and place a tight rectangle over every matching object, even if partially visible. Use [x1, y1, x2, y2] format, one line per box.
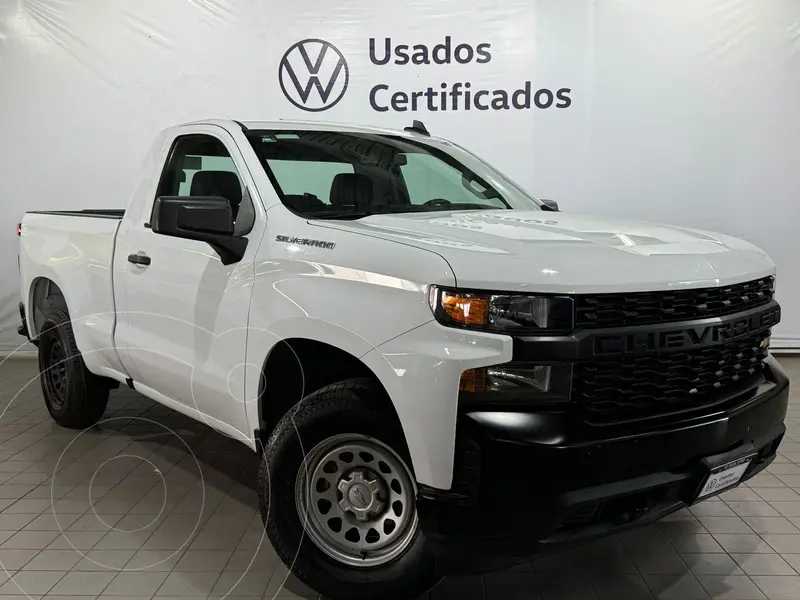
[114, 127, 261, 438]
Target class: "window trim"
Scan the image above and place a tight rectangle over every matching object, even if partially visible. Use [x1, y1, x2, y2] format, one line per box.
[245, 132, 297, 216]
[148, 133, 255, 235]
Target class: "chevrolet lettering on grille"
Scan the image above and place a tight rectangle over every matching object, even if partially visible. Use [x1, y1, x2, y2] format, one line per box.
[592, 304, 780, 356]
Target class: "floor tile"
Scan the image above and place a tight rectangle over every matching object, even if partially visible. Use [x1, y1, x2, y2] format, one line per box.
[0, 513, 37, 529]
[771, 503, 800, 518]
[782, 554, 800, 572]
[777, 476, 800, 488]
[23, 511, 81, 530]
[482, 572, 542, 600]
[589, 573, 653, 600]
[627, 539, 689, 575]
[682, 553, 744, 575]
[1, 498, 53, 513]
[755, 489, 800, 502]
[722, 489, 764, 503]
[727, 503, 781, 518]
[47, 530, 105, 550]
[768, 464, 800, 476]
[212, 570, 273, 596]
[0, 570, 67, 595]
[643, 573, 710, 599]
[693, 502, 737, 517]
[670, 533, 727, 554]
[173, 549, 232, 572]
[21, 549, 82, 570]
[696, 575, 766, 599]
[1, 529, 60, 549]
[747, 474, 787, 488]
[73, 548, 136, 570]
[700, 518, 755, 535]
[762, 534, 800, 554]
[731, 554, 797, 576]
[156, 570, 221, 596]
[103, 571, 170, 596]
[94, 530, 150, 550]
[713, 535, 776, 554]
[536, 571, 598, 600]
[749, 575, 800, 599]
[225, 546, 279, 571]
[124, 548, 184, 571]
[742, 517, 800, 535]
[69, 512, 124, 531]
[0, 548, 38, 569]
[578, 538, 638, 574]
[50, 570, 116, 595]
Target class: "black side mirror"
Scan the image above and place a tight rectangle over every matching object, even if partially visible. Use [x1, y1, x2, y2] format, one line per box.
[540, 198, 559, 212]
[151, 196, 247, 265]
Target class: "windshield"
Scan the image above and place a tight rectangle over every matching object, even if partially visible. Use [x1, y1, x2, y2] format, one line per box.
[247, 130, 543, 218]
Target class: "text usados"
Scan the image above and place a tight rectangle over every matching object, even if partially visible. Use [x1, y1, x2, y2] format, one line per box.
[367, 37, 571, 112]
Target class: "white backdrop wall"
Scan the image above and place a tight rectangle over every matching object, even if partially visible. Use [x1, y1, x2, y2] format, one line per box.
[1, 0, 798, 352]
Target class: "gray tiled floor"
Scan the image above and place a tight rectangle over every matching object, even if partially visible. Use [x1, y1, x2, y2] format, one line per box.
[0, 358, 799, 600]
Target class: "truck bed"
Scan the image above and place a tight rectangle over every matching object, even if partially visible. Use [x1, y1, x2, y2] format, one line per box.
[26, 209, 125, 219]
[19, 211, 125, 378]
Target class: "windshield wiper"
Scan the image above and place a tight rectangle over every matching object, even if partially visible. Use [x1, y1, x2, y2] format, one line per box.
[305, 210, 374, 220]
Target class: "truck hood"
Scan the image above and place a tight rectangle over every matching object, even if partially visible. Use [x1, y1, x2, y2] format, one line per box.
[313, 210, 774, 293]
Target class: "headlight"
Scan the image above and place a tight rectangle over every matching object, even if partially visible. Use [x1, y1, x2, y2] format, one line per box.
[427, 286, 574, 333]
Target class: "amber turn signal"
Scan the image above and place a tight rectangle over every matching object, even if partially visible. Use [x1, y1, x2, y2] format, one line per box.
[440, 291, 488, 326]
[459, 368, 487, 393]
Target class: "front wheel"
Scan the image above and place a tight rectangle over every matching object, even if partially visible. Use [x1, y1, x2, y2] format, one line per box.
[258, 379, 439, 600]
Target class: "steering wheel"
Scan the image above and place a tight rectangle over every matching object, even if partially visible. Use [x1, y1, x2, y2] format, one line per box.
[422, 198, 452, 207]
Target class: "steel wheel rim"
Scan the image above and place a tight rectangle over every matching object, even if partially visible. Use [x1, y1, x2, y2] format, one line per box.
[45, 338, 67, 407]
[295, 433, 418, 568]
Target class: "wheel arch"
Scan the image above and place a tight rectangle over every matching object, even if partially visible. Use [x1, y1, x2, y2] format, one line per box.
[29, 276, 69, 337]
[256, 337, 408, 454]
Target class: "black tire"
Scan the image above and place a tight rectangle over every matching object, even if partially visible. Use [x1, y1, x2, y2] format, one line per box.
[258, 378, 439, 600]
[37, 310, 110, 429]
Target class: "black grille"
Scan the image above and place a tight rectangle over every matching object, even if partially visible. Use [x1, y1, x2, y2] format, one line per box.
[575, 276, 774, 329]
[574, 332, 770, 424]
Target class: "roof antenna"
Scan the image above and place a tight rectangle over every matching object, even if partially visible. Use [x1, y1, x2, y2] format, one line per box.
[404, 120, 430, 136]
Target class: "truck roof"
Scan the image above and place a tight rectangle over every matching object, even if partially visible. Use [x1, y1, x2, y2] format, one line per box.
[179, 118, 437, 139]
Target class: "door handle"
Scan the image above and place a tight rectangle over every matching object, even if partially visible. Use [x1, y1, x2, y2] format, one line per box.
[128, 252, 151, 266]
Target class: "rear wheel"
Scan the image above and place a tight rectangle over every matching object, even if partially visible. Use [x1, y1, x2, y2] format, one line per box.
[259, 379, 439, 600]
[38, 310, 110, 429]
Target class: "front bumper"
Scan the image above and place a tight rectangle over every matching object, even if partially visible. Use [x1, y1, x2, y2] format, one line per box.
[418, 356, 789, 572]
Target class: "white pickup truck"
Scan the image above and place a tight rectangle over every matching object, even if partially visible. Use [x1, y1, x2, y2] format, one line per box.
[18, 118, 788, 600]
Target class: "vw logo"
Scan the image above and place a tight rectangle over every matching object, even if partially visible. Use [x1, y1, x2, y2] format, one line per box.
[279, 39, 349, 112]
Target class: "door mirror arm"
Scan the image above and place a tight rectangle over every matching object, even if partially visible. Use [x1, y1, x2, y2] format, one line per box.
[208, 237, 249, 266]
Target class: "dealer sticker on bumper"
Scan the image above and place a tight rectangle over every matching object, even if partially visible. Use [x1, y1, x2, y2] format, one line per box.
[697, 455, 755, 500]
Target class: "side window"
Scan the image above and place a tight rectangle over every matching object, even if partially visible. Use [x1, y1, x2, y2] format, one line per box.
[156, 135, 246, 220]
